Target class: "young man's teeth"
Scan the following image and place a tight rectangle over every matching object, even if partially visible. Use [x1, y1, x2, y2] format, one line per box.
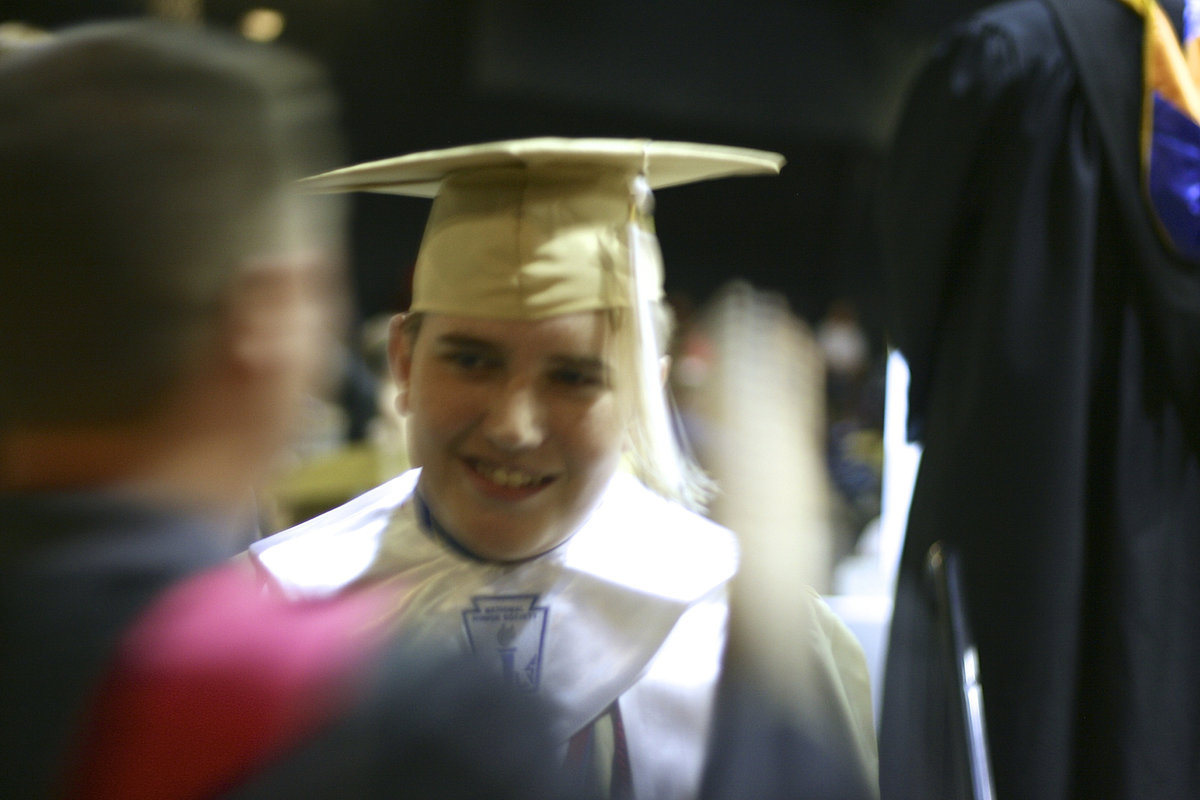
[483, 465, 537, 488]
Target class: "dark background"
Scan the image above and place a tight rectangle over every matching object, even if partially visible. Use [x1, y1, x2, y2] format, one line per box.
[3, 0, 992, 347]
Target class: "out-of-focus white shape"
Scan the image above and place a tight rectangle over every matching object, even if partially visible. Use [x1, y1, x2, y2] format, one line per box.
[826, 349, 922, 729]
[880, 348, 921, 595]
[241, 8, 286, 43]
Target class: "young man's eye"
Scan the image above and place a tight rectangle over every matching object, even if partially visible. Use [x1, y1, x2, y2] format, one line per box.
[440, 351, 497, 372]
[550, 367, 605, 389]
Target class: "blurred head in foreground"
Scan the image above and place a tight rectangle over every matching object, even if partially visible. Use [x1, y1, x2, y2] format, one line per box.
[0, 20, 347, 511]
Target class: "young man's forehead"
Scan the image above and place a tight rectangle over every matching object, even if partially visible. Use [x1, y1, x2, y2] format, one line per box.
[422, 311, 615, 352]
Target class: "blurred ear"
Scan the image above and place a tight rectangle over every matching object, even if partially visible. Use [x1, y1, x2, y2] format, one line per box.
[226, 255, 341, 374]
[225, 261, 310, 375]
[387, 313, 414, 415]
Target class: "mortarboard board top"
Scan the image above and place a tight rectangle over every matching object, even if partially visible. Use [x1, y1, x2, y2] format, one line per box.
[299, 137, 785, 197]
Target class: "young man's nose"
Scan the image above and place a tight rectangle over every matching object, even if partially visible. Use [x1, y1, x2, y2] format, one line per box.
[482, 381, 545, 452]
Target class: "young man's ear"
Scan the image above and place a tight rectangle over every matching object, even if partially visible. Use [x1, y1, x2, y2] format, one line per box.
[387, 312, 414, 415]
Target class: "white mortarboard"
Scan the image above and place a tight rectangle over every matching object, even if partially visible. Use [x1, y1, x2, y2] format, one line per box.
[302, 137, 785, 510]
[300, 137, 785, 320]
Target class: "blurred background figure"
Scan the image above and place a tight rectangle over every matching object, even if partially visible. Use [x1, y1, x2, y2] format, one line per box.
[816, 298, 885, 568]
[0, 20, 568, 799]
[817, 298, 871, 424]
[878, 1, 1200, 799]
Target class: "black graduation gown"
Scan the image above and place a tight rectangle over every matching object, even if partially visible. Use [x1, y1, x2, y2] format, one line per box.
[878, 1, 1200, 799]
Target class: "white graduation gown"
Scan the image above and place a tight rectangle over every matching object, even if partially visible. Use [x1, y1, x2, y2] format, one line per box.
[248, 468, 737, 800]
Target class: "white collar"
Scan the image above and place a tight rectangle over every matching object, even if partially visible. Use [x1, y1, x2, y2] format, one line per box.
[250, 468, 737, 740]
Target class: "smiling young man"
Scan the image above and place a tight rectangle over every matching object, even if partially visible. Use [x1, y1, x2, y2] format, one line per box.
[247, 138, 876, 800]
[396, 310, 625, 561]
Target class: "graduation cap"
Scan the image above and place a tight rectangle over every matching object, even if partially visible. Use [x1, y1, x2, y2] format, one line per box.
[301, 136, 784, 319]
[302, 137, 785, 509]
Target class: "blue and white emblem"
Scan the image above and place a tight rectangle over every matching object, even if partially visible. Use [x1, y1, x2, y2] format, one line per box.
[462, 595, 549, 692]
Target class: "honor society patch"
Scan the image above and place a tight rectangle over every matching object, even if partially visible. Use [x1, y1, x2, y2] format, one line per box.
[462, 595, 549, 692]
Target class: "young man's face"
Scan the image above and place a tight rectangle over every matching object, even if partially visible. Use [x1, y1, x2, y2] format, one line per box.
[392, 311, 627, 561]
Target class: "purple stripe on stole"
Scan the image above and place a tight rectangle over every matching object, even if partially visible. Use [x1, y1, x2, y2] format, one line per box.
[1148, 91, 1200, 260]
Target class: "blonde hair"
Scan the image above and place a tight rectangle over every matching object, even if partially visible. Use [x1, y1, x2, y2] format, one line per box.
[610, 296, 715, 514]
